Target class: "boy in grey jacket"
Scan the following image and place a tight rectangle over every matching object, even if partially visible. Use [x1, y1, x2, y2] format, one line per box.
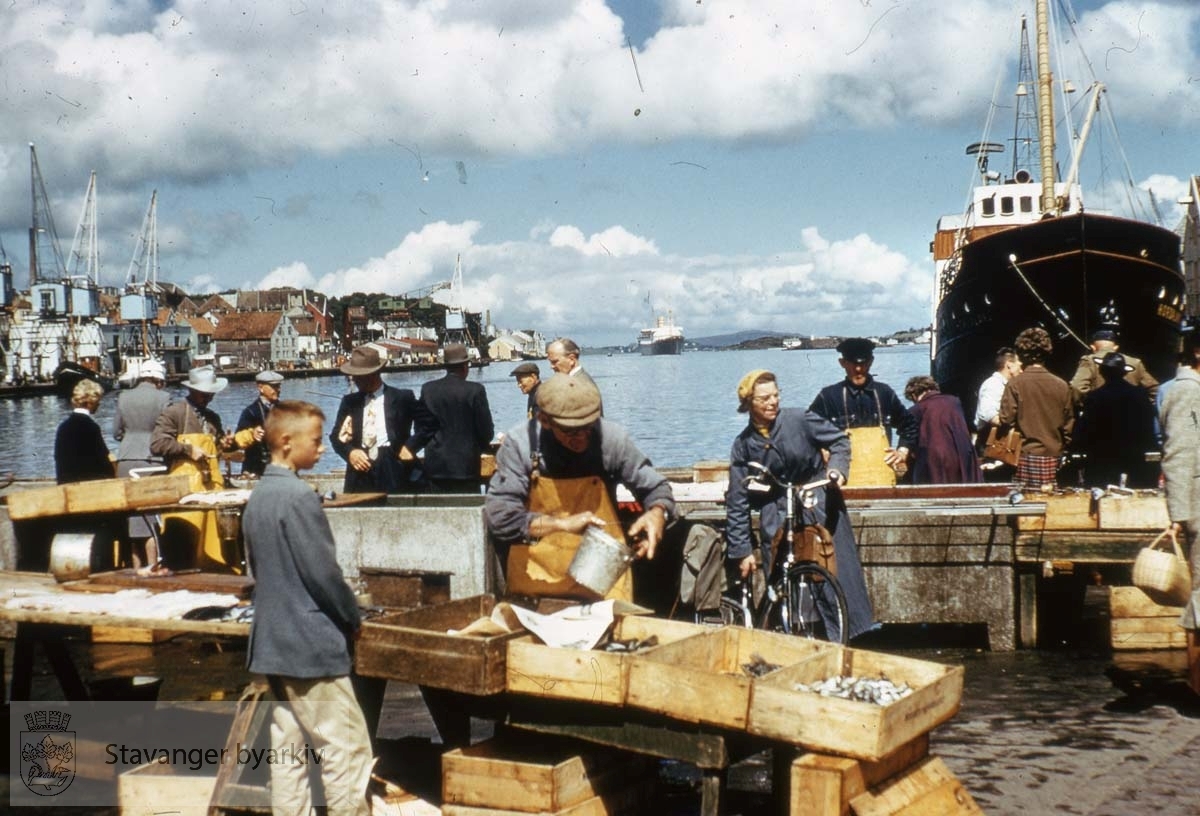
[243, 400, 373, 814]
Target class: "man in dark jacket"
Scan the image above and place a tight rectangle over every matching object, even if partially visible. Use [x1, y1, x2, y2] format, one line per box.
[415, 343, 495, 493]
[1072, 352, 1159, 488]
[234, 370, 283, 476]
[809, 337, 918, 486]
[329, 346, 433, 494]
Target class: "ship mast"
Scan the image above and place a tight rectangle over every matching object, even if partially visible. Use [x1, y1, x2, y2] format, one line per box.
[28, 143, 67, 288]
[1035, 0, 1057, 215]
[66, 171, 101, 286]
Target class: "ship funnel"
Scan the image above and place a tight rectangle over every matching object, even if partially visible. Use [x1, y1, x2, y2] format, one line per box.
[1014, 169, 1033, 184]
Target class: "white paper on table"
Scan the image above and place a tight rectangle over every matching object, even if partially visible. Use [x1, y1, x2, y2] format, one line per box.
[509, 599, 617, 650]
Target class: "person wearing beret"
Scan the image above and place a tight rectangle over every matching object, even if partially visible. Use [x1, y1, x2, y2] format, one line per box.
[1069, 327, 1157, 407]
[234, 370, 284, 477]
[330, 346, 432, 494]
[725, 369, 874, 642]
[510, 362, 541, 420]
[808, 337, 918, 486]
[484, 373, 674, 602]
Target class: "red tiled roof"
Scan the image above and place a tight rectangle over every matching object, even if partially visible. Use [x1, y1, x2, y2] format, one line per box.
[212, 311, 282, 341]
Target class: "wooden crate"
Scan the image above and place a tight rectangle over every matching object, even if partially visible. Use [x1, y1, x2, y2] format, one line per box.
[5, 474, 191, 520]
[1098, 494, 1170, 530]
[1016, 491, 1096, 532]
[691, 460, 729, 483]
[506, 615, 706, 705]
[356, 595, 522, 694]
[849, 756, 983, 815]
[790, 734, 929, 816]
[442, 736, 654, 814]
[358, 567, 451, 608]
[118, 762, 217, 815]
[624, 626, 831, 730]
[748, 646, 963, 760]
[1110, 585, 1187, 650]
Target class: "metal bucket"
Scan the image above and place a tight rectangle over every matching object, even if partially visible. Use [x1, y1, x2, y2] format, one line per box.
[567, 525, 634, 596]
[49, 533, 94, 583]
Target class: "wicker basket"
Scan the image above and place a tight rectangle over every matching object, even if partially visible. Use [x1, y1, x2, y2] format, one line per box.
[1132, 528, 1192, 607]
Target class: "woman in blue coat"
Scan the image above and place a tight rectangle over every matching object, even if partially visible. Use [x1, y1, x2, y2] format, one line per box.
[725, 369, 875, 641]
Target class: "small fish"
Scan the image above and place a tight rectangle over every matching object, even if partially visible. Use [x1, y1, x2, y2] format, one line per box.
[741, 652, 782, 677]
[794, 673, 914, 705]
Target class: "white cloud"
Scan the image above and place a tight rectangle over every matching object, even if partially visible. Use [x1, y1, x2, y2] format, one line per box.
[277, 219, 931, 344]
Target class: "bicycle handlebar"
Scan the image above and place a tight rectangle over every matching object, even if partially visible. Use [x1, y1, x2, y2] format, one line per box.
[743, 461, 836, 493]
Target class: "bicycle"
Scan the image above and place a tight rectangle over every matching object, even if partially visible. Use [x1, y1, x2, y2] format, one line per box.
[712, 463, 849, 644]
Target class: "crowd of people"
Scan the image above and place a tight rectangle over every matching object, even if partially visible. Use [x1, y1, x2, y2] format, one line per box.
[48, 326, 1198, 812]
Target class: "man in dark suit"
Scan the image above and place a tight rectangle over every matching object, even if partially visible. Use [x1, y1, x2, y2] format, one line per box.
[415, 342, 495, 493]
[234, 369, 284, 476]
[329, 346, 433, 494]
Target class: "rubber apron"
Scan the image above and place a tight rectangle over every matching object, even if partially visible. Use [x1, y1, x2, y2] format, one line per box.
[161, 432, 233, 570]
[506, 471, 633, 601]
[842, 387, 897, 487]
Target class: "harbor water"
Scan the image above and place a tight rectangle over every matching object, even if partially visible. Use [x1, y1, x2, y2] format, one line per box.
[0, 344, 932, 478]
[5, 343, 1200, 813]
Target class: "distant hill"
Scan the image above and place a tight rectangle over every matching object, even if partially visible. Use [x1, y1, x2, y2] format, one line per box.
[691, 330, 788, 348]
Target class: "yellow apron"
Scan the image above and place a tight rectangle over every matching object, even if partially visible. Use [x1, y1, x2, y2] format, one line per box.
[506, 474, 634, 601]
[161, 432, 236, 571]
[845, 426, 897, 487]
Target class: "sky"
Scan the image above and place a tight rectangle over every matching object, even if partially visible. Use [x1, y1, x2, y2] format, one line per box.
[1, 0, 1198, 346]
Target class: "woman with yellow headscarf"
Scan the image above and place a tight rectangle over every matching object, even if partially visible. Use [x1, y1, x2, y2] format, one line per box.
[725, 369, 876, 642]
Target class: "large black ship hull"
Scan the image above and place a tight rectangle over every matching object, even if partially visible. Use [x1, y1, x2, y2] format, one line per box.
[933, 212, 1183, 421]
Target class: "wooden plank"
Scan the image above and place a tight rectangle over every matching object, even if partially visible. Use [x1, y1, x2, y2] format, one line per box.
[749, 648, 962, 761]
[92, 625, 179, 644]
[118, 762, 217, 816]
[1110, 585, 1183, 618]
[4, 474, 191, 520]
[790, 736, 930, 816]
[1016, 492, 1096, 532]
[1098, 494, 1170, 530]
[850, 756, 983, 816]
[1111, 617, 1187, 650]
[322, 491, 387, 508]
[73, 569, 255, 598]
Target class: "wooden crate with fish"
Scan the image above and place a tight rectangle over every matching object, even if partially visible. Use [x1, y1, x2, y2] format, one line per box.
[623, 626, 832, 730]
[505, 614, 705, 706]
[748, 645, 964, 760]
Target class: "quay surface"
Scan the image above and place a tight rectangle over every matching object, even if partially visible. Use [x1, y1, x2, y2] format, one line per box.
[3, 631, 1199, 814]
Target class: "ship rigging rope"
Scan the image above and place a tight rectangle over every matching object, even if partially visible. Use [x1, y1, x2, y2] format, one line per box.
[1008, 257, 1088, 352]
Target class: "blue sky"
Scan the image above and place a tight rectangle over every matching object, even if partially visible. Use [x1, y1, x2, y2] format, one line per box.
[1, 0, 1198, 345]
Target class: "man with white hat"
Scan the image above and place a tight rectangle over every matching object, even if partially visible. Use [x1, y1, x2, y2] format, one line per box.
[484, 373, 674, 602]
[329, 346, 431, 494]
[113, 359, 170, 568]
[234, 370, 284, 476]
[150, 365, 238, 569]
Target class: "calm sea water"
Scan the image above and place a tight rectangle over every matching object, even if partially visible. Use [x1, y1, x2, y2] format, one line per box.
[0, 345, 933, 479]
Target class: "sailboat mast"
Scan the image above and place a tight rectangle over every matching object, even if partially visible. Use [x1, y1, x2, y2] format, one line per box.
[1036, 0, 1057, 215]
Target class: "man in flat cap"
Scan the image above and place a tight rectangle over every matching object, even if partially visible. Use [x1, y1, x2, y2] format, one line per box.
[485, 373, 674, 602]
[1069, 327, 1157, 407]
[330, 346, 432, 494]
[234, 370, 284, 477]
[510, 362, 541, 420]
[809, 337, 917, 486]
[410, 343, 494, 493]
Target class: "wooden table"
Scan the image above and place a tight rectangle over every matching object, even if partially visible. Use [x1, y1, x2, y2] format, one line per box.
[0, 571, 250, 700]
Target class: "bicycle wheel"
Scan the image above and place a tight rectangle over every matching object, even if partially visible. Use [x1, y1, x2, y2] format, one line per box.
[765, 563, 849, 643]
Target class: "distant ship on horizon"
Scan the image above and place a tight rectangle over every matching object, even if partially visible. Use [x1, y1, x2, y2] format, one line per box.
[638, 313, 684, 356]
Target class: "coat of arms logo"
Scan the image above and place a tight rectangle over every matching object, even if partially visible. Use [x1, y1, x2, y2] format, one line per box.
[19, 709, 75, 795]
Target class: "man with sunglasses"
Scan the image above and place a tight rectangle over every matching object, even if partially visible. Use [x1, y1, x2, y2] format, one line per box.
[484, 373, 674, 602]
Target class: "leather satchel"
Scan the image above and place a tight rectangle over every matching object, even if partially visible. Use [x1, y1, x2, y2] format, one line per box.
[982, 426, 1022, 467]
[791, 524, 837, 579]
